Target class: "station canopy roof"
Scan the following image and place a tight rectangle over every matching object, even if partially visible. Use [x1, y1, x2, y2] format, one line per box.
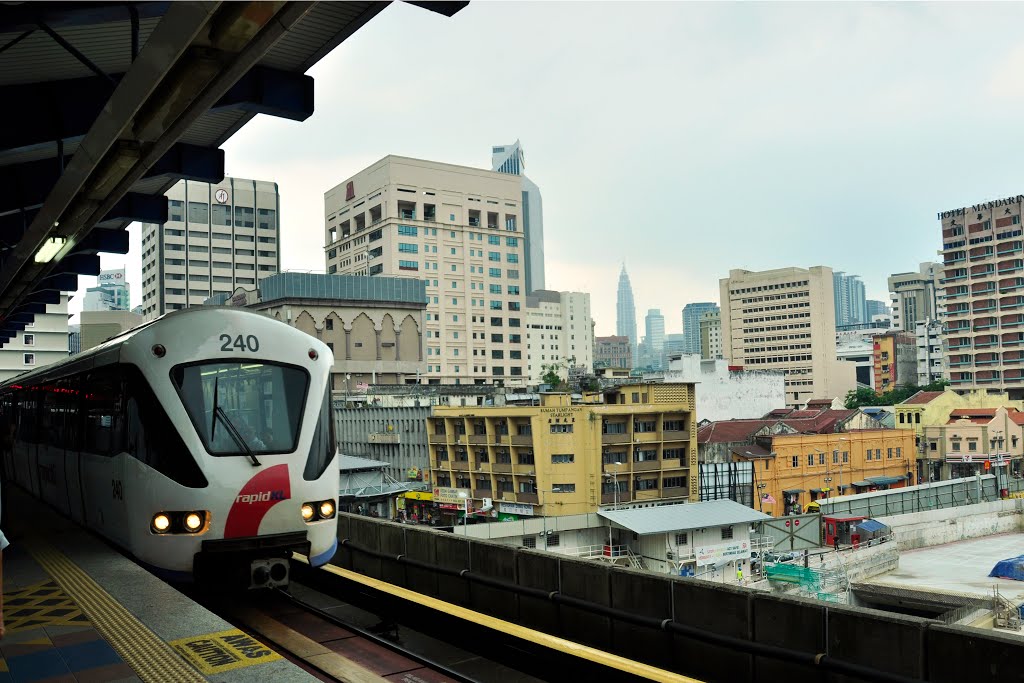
[0, 1, 465, 345]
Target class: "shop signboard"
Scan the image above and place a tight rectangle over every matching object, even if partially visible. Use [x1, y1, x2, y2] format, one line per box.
[497, 502, 534, 516]
[433, 487, 470, 504]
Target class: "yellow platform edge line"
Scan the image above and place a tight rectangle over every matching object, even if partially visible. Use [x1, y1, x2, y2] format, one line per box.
[25, 539, 207, 683]
[295, 555, 703, 683]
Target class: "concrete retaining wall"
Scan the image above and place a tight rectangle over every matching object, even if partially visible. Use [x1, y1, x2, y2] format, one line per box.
[332, 513, 1024, 683]
[878, 498, 1024, 551]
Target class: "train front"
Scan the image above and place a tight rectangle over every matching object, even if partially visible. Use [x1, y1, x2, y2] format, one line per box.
[126, 309, 339, 589]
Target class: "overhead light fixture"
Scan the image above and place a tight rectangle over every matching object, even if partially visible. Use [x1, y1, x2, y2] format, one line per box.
[34, 237, 66, 263]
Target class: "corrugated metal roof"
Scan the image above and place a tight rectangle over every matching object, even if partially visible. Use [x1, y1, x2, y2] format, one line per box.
[339, 454, 388, 471]
[598, 499, 770, 535]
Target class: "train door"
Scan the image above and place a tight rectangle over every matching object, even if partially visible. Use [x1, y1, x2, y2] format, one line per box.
[79, 368, 130, 547]
[13, 388, 40, 495]
[36, 384, 69, 515]
[62, 378, 86, 524]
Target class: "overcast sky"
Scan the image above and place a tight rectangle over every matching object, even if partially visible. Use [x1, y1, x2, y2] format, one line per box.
[74, 1, 1024, 335]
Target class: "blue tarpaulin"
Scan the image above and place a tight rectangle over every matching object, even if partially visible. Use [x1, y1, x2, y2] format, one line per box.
[989, 555, 1024, 581]
[857, 519, 887, 533]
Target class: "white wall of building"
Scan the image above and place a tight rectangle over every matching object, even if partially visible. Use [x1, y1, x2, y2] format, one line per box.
[916, 318, 946, 385]
[0, 295, 69, 381]
[664, 354, 786, 421]
[526, 290, 593, 384]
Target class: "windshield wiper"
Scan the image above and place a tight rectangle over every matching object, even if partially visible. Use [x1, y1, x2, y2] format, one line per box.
[211, 375, 261, 467]
[215, 407, 261, 467]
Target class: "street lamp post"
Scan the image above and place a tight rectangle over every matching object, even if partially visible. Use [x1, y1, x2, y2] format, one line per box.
[540, 486, 562, 550]
[602, 462, 623, 555]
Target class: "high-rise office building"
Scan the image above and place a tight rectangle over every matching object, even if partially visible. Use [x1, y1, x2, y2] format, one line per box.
[492, 141, 544, 293]
[939, 194, 1024, 396]
[699, 309, 723, 360]
[140, 178, 280, 319]
[888, 262, 943, 331]
[866, 300, 889, 320]
[525, 290, 594, 384]
[720, 266, 856, 407]
[833, 271, 868, 327]
[682, 302, 718, 355]
[83, 268, 130, 312]
[0, 295, 69, 381]
[645, 309, 666, 355]
[324, 156, 526, 386]
[616, 265, 638, 364]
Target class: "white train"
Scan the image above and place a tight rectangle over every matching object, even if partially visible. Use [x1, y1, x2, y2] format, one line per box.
[0, 308, 339, 588]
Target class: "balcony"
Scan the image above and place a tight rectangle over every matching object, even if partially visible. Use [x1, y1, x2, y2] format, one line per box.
[516, 493, 539, 504]
[491, 463, 512, 474]
[977, 376, 1001, 384]
[973, 323, 998, 331]
[950, 377, 973, 384]
[512, 463, 536, 475]
[633, 459, 662, 472]
[368, 433, 400, 444]
[451, 460, 470, 471]
[949, 361, 973, 367]
[468, 435, 489, 445]
[1001, 283, 1024, 293]
[601, 492, 634, 505]
[1000, 266, 1024, 274]
[662, 486, 690, 500]
[510, 435, 532, 446]
[944, 256, 966, 264]
[972, 305, 997, 312]
[947, 342, 972, 349]
[601, 433, 630, 444]
[428, 434, 448, 444]
[975, 341, 999, 348]
[662, 429, 690, 441]
[975, 358, 1000, 365]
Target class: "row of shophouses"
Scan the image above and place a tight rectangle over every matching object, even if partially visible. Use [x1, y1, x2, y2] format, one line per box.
[339, 384, 1024, 525]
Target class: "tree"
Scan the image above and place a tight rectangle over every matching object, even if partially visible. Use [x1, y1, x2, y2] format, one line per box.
[843, 379, 950, 409]
[541, 362, 565, 390]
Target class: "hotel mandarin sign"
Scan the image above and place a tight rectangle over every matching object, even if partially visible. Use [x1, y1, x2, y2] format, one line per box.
[938, 194, 1024, 220]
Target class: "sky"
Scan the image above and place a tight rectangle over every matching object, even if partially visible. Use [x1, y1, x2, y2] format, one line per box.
[73, 1, 1024, 335]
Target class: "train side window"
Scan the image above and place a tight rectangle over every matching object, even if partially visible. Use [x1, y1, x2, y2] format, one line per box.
[303, 383, 336, 481]
[17, 389, 41, 445]
[123, 365, 207, 488]
[82, 368, 124, 457]
[41, 384, 64, 450]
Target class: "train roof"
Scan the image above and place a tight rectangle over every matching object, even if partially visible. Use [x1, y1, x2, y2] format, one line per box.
[0, 307, 288, 390]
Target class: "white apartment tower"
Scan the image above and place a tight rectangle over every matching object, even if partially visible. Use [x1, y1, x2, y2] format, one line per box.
[491, 141, 545, 293]
[324, 156, 528, 386]
[140, 178, 280, 319]
[888, 262, 944, 332]
[720, 266, 857, 408]
[0, 295, 69, 381]
[525, 290, 594, 384]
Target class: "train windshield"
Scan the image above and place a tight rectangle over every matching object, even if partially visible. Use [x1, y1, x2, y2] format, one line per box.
[171, 362, 308, 456]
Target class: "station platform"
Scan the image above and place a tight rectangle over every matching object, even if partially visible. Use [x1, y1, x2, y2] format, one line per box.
[0, 488, 318, 683]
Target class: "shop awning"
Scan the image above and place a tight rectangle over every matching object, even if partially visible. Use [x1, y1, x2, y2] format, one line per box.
[865, 475, 906, 486]
[782, 488, 805, 494]
[810, 488, 823, 494]
[858, 519, 888, 533]
[852, 481, 872, 487]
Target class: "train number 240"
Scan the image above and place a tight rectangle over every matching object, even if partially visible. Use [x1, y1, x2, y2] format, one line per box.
[220, 334, 260, 352]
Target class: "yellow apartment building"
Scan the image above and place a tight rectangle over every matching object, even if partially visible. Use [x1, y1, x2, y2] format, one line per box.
[894, 389, 1024, 440]
[735, 430, 917, 516]
[427, 383, 698, 521]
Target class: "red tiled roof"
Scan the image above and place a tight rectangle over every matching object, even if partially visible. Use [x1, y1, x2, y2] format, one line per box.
[732, 443, 772, 458]
[788, 410, 821, 419]
[1010, 413, 1024, 426]
[902, 391, 944, 405]
[765, 408, 793, 417]
[699, 409, 859, 443]
[949, 408, 1000, 417]
[806, 399, 834, 407]
[947, 416, 990, 425]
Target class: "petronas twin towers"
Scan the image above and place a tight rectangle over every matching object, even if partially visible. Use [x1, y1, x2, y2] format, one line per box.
[616, 265, 637, 363]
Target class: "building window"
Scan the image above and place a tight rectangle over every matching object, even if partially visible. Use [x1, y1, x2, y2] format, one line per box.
[522, 537, 536, 549]
[896, 447, 902, 458]
[721, 526, 734, 540]
[807, 454, 814, 466]
[211, 204, 232, 226]
[792, 455, 798, 468]
[818, 452, 825, 465]
[915, 413, 921, 424]
[23, 353, 35, 365]
[550, 424, 573, 434]
[968, 440, 978, 452]
[887, 448, 893, 459]
[258, 208, 276, 230]
[551, 454, 574, 464]
[234, 206, 255, 227]
[187, 201, 209, 223]
[23, 334, 34, 346]
[675, 533, 688, 545]
[634, 478, 657, 491]
[552, 484, 575, 493]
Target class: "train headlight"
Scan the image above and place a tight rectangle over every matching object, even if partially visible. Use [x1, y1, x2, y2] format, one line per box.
[184, 512, 203, 532]
[319, 500, 335, 519]
[301, 503, 315, 521]
[151, 514, 171, 533]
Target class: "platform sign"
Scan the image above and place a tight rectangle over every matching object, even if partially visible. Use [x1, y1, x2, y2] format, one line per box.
[760, 513, 822, 551]
[170, 629, 280, 675]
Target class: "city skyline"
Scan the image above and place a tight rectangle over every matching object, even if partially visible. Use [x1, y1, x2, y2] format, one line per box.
[67, 2, 1024, 334]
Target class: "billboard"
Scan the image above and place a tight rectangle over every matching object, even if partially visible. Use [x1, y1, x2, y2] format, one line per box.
[97, 269, 126, 285]
[696, 540, 750, 566]
[432, 487, 470, 504]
